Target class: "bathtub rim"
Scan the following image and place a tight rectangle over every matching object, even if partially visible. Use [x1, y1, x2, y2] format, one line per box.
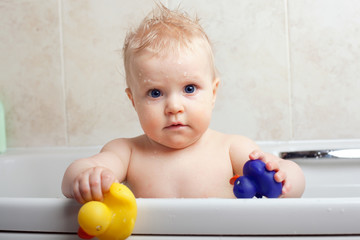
[1, 197, 360, 236]
[2, 138, 360, 154]
[1, 140, 360, 236]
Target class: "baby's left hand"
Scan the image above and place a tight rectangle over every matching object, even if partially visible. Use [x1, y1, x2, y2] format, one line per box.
[249, 150, 292, 196]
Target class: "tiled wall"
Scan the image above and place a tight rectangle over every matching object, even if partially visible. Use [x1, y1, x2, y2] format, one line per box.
[1, 0, 360, 147]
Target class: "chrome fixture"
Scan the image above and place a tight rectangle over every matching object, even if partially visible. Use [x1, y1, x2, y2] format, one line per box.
[280, 149, 360, 159]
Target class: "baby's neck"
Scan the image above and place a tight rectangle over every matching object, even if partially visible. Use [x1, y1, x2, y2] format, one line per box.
[144, 129, 213, 153]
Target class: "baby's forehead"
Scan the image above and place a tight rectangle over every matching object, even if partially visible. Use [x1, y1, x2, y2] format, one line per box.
[127, 46, 215, 86]
[132, 47, 210, 67]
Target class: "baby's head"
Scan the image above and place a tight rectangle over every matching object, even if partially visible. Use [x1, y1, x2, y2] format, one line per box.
[123, 4, 217, 87]
[122, 5, 219, 149]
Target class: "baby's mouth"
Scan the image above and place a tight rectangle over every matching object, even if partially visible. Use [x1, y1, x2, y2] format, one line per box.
[165, 123, 187, 129]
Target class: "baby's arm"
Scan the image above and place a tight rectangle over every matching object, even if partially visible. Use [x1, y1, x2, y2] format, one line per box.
[61, 139, 131, 203]
[229, 135, 305, 198]
[249, 150, 305, 198]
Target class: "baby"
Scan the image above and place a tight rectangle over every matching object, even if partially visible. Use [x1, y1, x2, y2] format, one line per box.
[62, 5, 305, 203]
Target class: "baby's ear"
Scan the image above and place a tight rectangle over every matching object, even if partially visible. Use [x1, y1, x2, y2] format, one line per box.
[212, 78, 220, 105]
[125, 88, 135, 108]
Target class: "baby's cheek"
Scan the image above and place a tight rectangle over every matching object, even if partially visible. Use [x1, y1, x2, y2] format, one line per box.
[137, 111, 159, 133]
[191, 108, 211, 124]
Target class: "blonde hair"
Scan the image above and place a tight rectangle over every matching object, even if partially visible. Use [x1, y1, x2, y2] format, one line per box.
[123, 4, 217, 86]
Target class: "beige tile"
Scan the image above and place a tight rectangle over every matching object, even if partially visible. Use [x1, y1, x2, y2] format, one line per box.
[5, 0, 359, 146]
[169, 0, 291, 140]
[0, 0, 66, 147]
[62, 0, 161, 145]
[289, 0, 360, 139]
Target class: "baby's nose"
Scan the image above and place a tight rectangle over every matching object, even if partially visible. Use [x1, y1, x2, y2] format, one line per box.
[165, 95, 184, 115]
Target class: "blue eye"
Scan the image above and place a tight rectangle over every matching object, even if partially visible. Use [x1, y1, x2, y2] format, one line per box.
[184, 84, 196, 94]
[148, 89, 162, 98]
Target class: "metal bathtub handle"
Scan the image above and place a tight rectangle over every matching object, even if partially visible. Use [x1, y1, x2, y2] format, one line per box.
[280, 149, 360, 159]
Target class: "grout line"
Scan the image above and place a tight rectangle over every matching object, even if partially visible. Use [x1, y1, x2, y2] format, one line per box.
[58, 0, 69, 146]
[284, 0, 294, 140]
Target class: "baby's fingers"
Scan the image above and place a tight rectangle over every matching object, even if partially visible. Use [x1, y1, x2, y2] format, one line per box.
[74, 176, 93, 204]
[249, 150, 265, 161]
[73, 181, 86, 204]
[89, 167, 104, 201]
[250, 151, 277, 171]
[282, 181, 292, 195]
[274, 170, 286, 183]
[100, 169, 118, 193]
[274, 170, 292, 197]
[265, 160, 280, 172]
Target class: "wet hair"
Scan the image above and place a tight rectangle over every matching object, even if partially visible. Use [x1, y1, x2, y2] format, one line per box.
[123, 4, 217, 86]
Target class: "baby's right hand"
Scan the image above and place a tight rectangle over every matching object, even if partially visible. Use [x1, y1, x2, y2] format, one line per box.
[72, 167, 118, 204]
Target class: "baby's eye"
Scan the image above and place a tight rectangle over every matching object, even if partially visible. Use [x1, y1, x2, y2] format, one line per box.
[184, 84, 196, 94]
[148, 89, 162, 98]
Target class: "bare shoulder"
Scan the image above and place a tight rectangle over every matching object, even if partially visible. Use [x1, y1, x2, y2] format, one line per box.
[209, 130, 260, 174]
[101, 135, 147, 157]
[229, 134, 259, 158]
[208, 129, 258, 150]
[95, 135, 147, 179]
[99, 136, 142, 164]
[228, 134, 259, 150]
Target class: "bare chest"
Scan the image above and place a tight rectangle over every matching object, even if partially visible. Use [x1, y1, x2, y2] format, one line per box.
[126, 148, 235, 198]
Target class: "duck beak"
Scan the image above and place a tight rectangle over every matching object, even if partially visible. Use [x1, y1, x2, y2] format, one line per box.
[229, 175, 240, 185]
[78, 227, 95, 239]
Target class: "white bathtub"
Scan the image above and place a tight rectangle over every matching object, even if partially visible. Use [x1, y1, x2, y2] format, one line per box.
[1, 140, 360, 240]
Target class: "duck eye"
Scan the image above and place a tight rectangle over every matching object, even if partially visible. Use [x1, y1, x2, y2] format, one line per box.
[184, 84, 196, 93]
[148, 89, 162, 98]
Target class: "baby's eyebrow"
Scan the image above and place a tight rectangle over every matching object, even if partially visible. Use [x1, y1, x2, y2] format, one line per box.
[184, 75, 206, 84]
[140, 80, 163, 89]
[138, 78, 157, 86]
[181, 73, 200, 80]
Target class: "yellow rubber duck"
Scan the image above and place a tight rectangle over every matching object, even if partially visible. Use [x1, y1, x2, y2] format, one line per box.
[77, 183, 137, 240]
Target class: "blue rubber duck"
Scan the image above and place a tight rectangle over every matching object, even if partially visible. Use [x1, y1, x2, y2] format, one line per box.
[230, 159, 282, 198]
